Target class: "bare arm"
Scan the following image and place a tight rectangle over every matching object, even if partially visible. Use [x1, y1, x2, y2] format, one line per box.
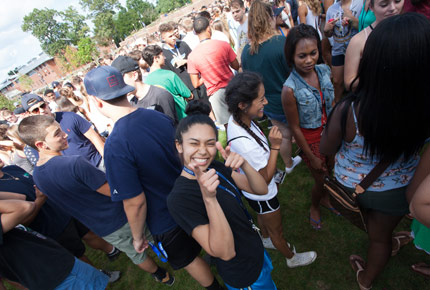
[0, 200, 35, 233]
[258, 126, 282, 184]
[84, 127, 105, 157]
[96, 182, 111, 197]
[410, 173, 430, 228]
[190, 73, 204, 88]
[344, 34, 363, 91]
[0, 192, 26, 200]
[190, 167, 235, 260]
[230, 59, 240, 71]
[123, 193, 148, 253]
[298, 4, 307, 24]
[406, 146, 430, 203]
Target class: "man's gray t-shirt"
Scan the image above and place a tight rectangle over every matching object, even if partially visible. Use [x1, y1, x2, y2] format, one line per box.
[130, 85, 178, 125]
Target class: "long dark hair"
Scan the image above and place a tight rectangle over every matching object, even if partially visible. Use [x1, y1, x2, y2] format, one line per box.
[225, 72, 268, 152]
[330, 13, 430, 163]
[175, 100, 218, 144]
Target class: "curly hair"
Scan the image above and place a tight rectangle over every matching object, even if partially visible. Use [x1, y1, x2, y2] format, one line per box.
[302, 0, 322, 15]
[248, 0, 276, 55]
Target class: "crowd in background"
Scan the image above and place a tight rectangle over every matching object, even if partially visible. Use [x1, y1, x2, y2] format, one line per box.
[1, 0, 430, 289]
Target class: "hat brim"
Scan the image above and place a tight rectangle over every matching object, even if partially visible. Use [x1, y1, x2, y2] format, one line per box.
[96, 84, 136, 101]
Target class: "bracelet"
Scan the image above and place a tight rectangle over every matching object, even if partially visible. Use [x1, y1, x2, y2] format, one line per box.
[271, 148, 280, 151]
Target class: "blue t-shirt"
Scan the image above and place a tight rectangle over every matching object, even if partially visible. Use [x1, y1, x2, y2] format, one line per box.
[33, 155, 127, 237]
[55, 112, 102, 167]
[0, 166, 70, 239]
[104, 108, 181, 235]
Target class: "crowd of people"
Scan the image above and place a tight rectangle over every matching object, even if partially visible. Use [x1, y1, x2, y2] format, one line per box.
[0, 0, 430, 289]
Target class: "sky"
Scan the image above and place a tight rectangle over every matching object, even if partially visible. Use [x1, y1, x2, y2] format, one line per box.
[0, 0, 127, 82]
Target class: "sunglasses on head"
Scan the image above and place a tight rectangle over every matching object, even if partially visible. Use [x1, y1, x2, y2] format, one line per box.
[29, 102, 47, 114]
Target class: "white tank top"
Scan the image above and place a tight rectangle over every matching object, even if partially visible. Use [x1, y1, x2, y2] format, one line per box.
[298, 4, 322, 39]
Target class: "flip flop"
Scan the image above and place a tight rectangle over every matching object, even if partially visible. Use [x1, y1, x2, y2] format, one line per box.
[391, 231, 413, 256]
[349, 255, 372, 290]
[411, 262, 430, 279]
[309, 214, 322, 230]
[323, 205, 342, 216]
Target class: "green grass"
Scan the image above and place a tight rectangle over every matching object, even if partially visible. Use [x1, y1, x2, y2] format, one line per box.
[6, 122, 429, 290]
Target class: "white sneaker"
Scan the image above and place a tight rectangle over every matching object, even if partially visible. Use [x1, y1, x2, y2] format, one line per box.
[285, 156, 302, 174]
[262, 237, 277, 250]
[286, 251, 317, 268]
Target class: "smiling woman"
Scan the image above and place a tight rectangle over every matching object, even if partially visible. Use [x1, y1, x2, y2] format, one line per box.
[167, 100, 277, 290]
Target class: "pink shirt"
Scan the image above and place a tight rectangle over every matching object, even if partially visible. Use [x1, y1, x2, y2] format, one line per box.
[187, 39, 236, 96]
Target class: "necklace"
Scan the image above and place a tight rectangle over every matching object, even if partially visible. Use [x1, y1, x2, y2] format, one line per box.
[0, 172, 19, 181]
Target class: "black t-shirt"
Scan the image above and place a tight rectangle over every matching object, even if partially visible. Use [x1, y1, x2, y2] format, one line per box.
[167, 161, 264, 288]
[0, 223, 75, 290]
[0, 166, 71, 239]
[162, 41, 194, 91]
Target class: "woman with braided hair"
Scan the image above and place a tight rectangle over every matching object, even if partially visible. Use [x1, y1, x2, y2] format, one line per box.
[226, 71, 317, 269]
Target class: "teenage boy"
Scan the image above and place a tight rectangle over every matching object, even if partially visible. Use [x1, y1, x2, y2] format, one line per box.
[0, 199, 109, 290]
[84, 66, 224, 290]
[20, 94, 105, 170]
[142, 45, 193, 120]
[188, 17, 239, 125]
[18, 115, 174, 286]
[111, 56, 178, 125]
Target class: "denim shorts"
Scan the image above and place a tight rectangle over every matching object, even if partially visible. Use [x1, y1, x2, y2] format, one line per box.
[225, 250, 277, 290]
[55, 258, 109, 290]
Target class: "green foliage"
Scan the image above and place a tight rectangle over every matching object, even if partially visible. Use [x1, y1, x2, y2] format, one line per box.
[22, 8, 69, 56]
[61, 6, 90, 45]
[126, 0, 157, 25]
[157, 0, 191, 14]
[0, 94, 16, 110]
[77, 38, 99, 64]
[64, 46, 81, 69]
[79, 0, 121, 15]
[17, 74, 33, 91]
[93, 12, 117, 45]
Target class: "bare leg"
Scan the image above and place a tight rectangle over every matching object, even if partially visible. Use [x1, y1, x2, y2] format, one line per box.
[137, 256, 159, 273]
[306, 164, 327, 227]
[331, 65, 345, 103]
[183, 256, 215, 287]
[270, 119, 293, 168]
[257, 214, 269, 238]
[358, 210, 403, 287]
[321, 38, 332, 67]
[258, 209, 294, 259]
[82, 231, 114, 254]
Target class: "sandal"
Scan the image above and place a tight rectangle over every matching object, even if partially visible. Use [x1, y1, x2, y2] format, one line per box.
[349, 255, 372, 290]
[322, 205, 342, 216]
[309, 214, 322, 230]
[391, 231, 413, 256]
[411, 263, 430, 279]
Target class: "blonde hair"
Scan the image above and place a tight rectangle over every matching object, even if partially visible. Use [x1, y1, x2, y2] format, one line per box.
[303, 0, 322, 16]
[248, 0, 276, 54]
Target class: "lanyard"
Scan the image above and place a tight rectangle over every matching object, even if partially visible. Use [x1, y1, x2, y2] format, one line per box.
[183, 166, 258, 230]
[167, 44, 181, 57]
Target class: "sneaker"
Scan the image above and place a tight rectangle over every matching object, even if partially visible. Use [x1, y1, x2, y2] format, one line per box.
[152, 271, 175, 286]
[287, 242, 296, 254]
[286, 251, 317, 268]
[285, 156, 302, 174]
[100, 270, 121, 283]
[262, 237, 277, 250]
[106, 247, 121, 261]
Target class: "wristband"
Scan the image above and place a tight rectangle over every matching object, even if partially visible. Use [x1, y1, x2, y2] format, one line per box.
[271, 148, 280, 151]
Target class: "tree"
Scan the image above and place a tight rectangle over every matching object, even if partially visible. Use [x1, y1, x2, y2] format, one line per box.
[18, 75, 34, 91]
[61, 6, 90, 45]
[126, 0, 157, 25]
[114, 7, 140, 41]
[77, 38, 99, 64]
[22, 8, 69, 56]
[79, 0, 121, 15]
[156, 0, 191, 14]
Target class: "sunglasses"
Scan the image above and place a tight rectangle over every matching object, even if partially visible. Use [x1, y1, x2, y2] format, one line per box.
[29, 102, 47, 114]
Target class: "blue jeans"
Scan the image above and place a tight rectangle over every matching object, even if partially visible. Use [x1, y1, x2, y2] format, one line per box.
[225, 250, 277, 290]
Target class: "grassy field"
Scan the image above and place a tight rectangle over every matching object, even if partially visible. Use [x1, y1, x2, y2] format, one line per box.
[6, 122, 429, 290]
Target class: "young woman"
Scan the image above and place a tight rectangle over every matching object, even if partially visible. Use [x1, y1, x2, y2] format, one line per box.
[167, 101, 277, 290]
[274, 6, 290, 36]
[298, 0, 323, 39]
[274, 0, 295, 29]
[320, 14, 430, 289]
[242, 0, 302, 175]
[282, 24, 336, 230]
[344, 0, 404, 91]
[225, 72, 317, 267]
[324, 0, 362, 102]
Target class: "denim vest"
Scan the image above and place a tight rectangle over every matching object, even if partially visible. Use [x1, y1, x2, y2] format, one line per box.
[284, 64, 334, 129]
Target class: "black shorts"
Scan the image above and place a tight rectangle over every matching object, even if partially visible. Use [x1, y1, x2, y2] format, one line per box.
[332, 54, 345, 66]
[55, 218, 90, 258]
[153, 226, 201, 270]
[246, 196, 280, 214]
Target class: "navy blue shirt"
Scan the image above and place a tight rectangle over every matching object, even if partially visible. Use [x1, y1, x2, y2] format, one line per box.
[0, 166, 70, 239]
[55, 112, 102, 167]
[33, 155, 127, 237]
[104, 108, 181, 235]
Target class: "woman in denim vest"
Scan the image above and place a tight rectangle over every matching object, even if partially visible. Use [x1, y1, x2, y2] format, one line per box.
[282, 24, 336, 230]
